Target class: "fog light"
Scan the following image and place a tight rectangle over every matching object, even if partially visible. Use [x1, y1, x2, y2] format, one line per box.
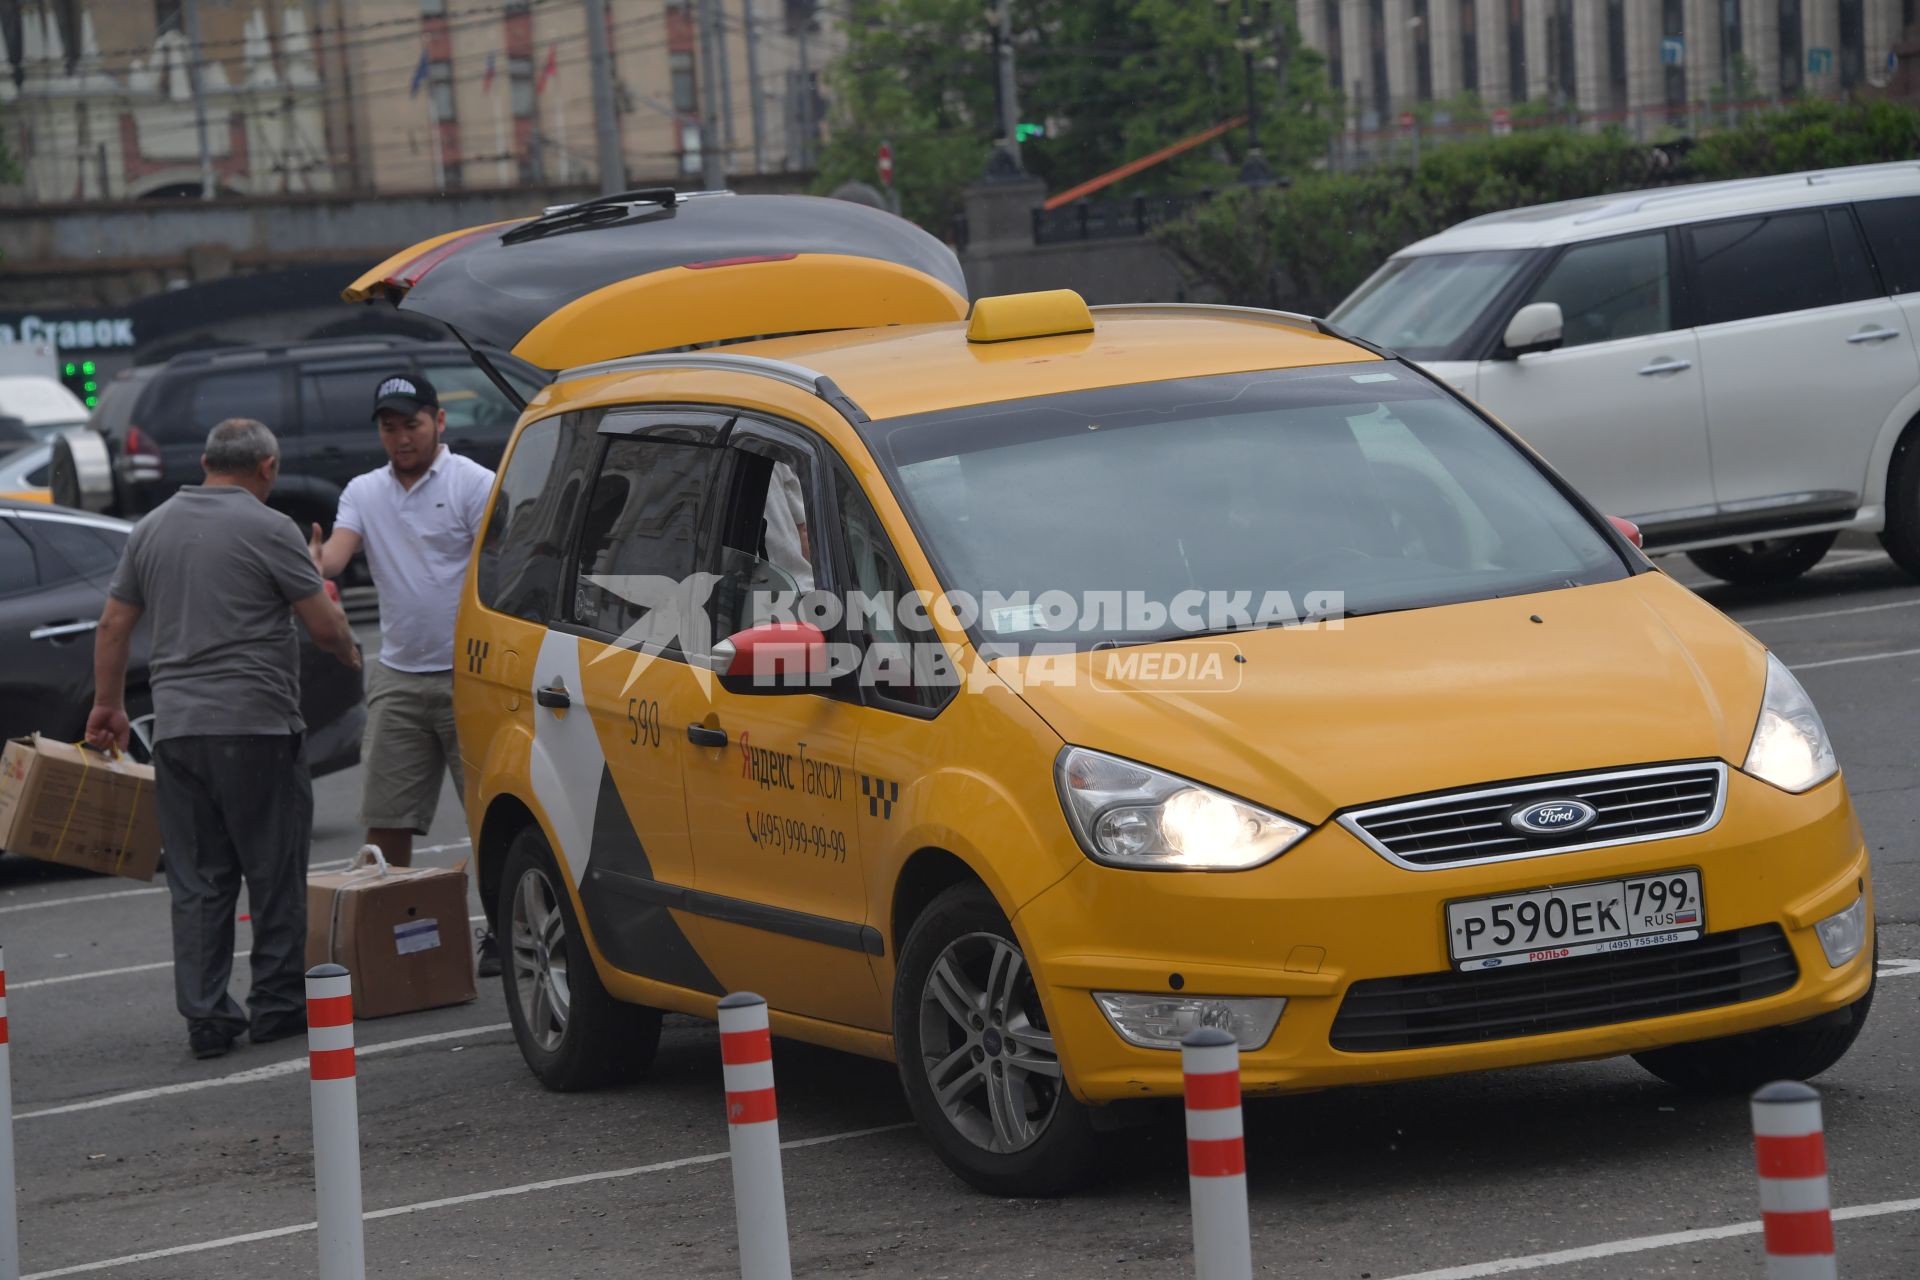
[1093, 992, 1285, 1051]
[1814, 896, 1868, 967]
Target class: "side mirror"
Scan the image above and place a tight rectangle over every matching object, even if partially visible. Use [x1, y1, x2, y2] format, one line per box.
[1502, 302, 1564, 358]
[1606, 515, 1643, 549]
[713, 621, 830, 696]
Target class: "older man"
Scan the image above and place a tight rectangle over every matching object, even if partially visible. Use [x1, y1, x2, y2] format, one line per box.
[90, 418, 361, 1059]
[308, 372, 499, 973]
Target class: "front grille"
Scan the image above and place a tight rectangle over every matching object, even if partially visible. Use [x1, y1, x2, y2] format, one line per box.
[1328, 925, 1797, 1053]
[1338, 763, 1725, 869]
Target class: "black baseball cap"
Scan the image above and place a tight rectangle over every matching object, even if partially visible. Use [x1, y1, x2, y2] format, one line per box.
[370, 371, 439, 421]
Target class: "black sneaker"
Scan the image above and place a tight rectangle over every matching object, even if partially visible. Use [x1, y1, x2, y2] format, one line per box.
[250, 1011, 308, 1045]
[189, 1024, 239, 1060]
[476, 929, 502, 979]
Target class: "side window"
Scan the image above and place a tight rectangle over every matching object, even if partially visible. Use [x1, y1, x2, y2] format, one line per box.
[834, 467, 952, 711]
[422, 362, 533, 433]
[1523, 233, 1671, 347]
[1689, 211, 1842, 326]
[708, 436, 819, 640]
[475, 414, 598, 624]
[1826, 207, 1880, 303]
[24, 519, 123, 584]
[0, 522, 38, 596]
[300, 368, 382, 439]
[1856, 196, 1920, 296]
[570, 437, 717, 643]
[165, 368, 290, 445]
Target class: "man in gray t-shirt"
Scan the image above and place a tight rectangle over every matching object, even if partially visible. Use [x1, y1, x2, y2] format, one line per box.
[90, 418, 361, 1060]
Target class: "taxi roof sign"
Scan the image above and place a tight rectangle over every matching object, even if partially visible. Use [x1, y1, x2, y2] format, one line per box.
[342, 193, 970, 371]
[965, 290, 1095, 344]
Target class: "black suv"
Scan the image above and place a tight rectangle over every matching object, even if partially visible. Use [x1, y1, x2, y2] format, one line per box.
[61, 337, 544, 531]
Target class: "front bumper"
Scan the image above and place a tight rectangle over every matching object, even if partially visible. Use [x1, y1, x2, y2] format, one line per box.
[1017, 768, 1874, 1103]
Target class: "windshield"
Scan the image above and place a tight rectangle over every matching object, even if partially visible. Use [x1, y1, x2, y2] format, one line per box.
[863, 365, 1628, 651]
[1329, 250, 1532, 360]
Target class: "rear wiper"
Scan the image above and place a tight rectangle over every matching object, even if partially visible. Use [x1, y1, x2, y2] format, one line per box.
[500, 187, 683, 245]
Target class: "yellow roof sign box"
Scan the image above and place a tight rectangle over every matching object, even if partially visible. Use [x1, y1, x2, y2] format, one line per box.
[966, 290, 1096, 344]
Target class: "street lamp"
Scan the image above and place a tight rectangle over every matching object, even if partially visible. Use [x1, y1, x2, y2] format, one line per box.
[1220, 0, 1276, 185]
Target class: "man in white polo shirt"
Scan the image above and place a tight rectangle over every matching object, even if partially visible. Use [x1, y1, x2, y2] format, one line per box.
[308, 371, 501, 975]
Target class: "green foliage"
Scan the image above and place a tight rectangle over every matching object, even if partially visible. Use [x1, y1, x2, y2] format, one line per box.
[1160, 100, 1920, 314]
[815, 0, 1339, 233]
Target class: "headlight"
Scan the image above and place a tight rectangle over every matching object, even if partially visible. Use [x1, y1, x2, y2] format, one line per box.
[1742, 653, 1838, 793]
[1054, 746, 1308, 870]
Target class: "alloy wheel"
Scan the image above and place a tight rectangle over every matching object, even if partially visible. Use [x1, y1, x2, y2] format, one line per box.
[511, 866, 571, 1053]
[917, 931, 1063, 1154]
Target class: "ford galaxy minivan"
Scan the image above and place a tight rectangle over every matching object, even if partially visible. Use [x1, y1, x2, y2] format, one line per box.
[347, 192, 1875, 1196]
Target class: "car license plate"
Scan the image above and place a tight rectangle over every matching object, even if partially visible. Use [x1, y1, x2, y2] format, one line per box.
[1446, 870, 1703, 971]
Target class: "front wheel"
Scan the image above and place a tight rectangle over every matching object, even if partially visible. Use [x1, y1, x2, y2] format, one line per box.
[893, 882, 1096, 1197]
[1685, 533, 1837, 585]
[1633, 972, 1874, 1093]
[498, 827, 661, 1091]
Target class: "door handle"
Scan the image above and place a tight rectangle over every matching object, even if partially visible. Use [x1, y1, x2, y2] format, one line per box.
[1637, 358, 1692, 376]
[535, 683, 571, 710]
[29, 619, 98, 642]
[1846, 327, 1901, 344]
[687, 724, 728, 748]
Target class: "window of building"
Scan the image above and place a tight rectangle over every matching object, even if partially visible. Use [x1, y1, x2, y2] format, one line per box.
[1779, 0, 1804, 95]
[1507, 0, 1527, 100]
[1326, 0, 1346, 101]
[153, 1, 183, 34]
[1838, 0, 1865, 87]
[1663, 0, 1687, 107]
[1369, 0, 1390, 116]
[428, 60, 455, 122]
[671, 50, 698, 115]
[1689, 211, 1846, 326]
[1413, 0, 1433, 99]
[509, 54, 535, 118]
[1461, 0, 1479, 93]
[1524, 234, 1672, 347]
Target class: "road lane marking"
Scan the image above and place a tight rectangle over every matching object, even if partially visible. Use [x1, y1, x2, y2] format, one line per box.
[15, 1023, 511, 1120]
[1878, 957, 1920, 979]
[1789, 647, 1920, 671]
[1740, 597, 1920, 627]
[21, 1122, 912, 1278]
[10, 953, 243, 992]
[1379, 1196, 1920, 1279]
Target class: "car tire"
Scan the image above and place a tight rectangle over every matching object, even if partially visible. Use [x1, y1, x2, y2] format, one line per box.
[1632, 965, 1874, 1093]
[498, 825, 661, 1091]
[1878, 424, 1920, 579]
[892, 881, 1097, 1197]
[1685, 533, 1838, 585]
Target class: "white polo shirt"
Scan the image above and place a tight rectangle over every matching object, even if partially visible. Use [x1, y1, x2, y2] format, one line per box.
[336, 446, 495, 672]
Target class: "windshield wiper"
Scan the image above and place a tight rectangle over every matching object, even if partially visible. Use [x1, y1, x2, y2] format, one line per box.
[499, 188, 684, 246]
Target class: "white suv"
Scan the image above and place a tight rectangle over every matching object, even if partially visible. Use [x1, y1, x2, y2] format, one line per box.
[1330, 161, 1920, 584]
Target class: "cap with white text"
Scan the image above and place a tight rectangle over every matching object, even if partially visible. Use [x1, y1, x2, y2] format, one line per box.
[370, 372, 439, 421]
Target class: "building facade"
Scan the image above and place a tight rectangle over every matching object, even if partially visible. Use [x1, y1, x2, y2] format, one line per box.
[0, 1, 842, 201]
[1298, 0, 1913, 138]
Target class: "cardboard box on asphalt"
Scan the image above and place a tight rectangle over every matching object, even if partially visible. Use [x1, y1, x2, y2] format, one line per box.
[0, 736, 161, 881]
[306, 850, 477, 1019]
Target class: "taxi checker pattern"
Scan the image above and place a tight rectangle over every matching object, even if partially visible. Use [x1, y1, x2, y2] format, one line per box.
[348, 193, 1876, 1198]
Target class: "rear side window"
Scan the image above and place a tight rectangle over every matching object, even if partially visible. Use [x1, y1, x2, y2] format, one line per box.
[1523, 233, 1671, 347]
[25, 518, 123, 583]
[570, 438, 717, 643]
[1688, 211, 1844, 326]
[300, 368, 381, 438]
[475, 414, 597, 624]
[1856, 196, 1920, 295]
[158, 368, 290, 444]
[0, 522, 37, 596]
[90, 376, 146, 434]
[422, 362, 536, 433]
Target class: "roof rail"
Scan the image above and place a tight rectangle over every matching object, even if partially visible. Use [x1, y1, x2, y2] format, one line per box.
[552, 349, 873, 425]
[166, 336, 426, 368]
[1088, 302, 1323, 332]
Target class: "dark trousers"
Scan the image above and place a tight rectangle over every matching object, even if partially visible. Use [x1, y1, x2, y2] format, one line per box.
[153, 734, 313, 1036]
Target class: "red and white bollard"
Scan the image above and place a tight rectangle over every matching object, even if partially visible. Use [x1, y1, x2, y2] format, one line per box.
[718, 992, 792, 1280]
[1182, 1027, 1252, 1280]
[0, 946, 17, 1280]
[306, 963, 366, 1280]
[1752, 1080, 1837, 1279]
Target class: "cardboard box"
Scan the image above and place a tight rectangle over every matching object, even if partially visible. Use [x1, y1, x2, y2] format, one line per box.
[0, 736, 161, 881]
[307, 854, 478, 1019]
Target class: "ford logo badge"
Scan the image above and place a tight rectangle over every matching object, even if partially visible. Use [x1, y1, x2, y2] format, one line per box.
[1508, 798, 1598, 837]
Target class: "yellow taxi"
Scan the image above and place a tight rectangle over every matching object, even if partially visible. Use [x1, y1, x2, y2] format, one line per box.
[347, 191, 1874, 1196]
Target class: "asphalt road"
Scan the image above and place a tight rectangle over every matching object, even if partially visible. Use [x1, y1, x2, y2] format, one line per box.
[5, 545, 1918, 1279]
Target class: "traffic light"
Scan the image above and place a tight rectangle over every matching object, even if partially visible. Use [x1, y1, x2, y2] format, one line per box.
[59, 358, 99, 409]
[1015, 122, 1046, 142]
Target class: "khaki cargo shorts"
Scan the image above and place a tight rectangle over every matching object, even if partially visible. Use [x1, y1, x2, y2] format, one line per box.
[361, 662, 464, 835]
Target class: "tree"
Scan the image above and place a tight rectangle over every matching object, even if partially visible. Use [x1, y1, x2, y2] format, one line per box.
[815, 0, 1340, 232]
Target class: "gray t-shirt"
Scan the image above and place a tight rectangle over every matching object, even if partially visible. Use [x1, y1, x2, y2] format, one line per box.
[108, 485, 326, 742]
